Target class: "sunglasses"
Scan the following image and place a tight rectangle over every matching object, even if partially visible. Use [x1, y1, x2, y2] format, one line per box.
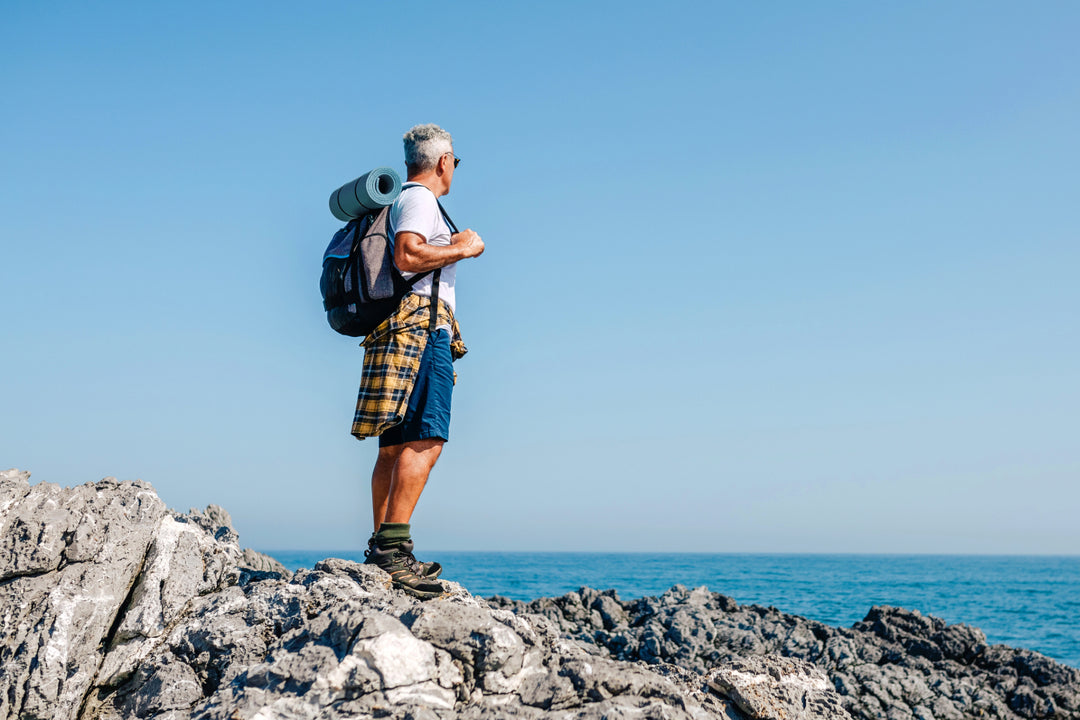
[445, 152, 461, 168]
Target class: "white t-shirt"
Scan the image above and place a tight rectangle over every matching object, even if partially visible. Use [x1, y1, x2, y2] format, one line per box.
[389, 183, 457, 319]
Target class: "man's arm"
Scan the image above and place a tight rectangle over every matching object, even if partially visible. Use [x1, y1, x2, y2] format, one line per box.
[394, 230, 485, 274]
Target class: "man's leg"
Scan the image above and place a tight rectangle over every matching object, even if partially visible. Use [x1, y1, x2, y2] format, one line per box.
[385, 438, 444, 523]
[369, 436, 444, 573]
[370, 444, 403, 533]
[366, 438, 446, 598]
[366, 328, 452, 597]
[370, 439, 443, 529]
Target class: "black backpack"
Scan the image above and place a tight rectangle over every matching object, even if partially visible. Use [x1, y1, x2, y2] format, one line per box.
[320, 190, 457, 337]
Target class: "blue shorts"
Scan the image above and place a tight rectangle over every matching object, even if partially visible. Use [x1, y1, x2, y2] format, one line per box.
[379, 329, 454, 447]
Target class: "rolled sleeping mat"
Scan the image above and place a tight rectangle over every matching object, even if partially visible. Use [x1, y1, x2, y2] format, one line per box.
[329, 166, 403, 221]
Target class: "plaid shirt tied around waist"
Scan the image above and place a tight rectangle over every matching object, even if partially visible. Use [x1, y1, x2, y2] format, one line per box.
[351, 293, 467, 439]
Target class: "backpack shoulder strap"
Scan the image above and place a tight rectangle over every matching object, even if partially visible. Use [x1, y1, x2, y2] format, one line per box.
[436, 199, 458, 234]
[429, 199, 457, 331]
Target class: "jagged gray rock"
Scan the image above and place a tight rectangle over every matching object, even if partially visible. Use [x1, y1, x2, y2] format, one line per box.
[706, 656, 848, 720]
[0, 469, 288, 720]
[0, 469, 168, 720]
[3, 468, 1072, 720]
[0, 470, 847, 720]
[491, 584, 1080, 720]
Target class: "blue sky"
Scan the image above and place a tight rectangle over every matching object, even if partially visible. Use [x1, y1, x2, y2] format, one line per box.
[2, 2, 1077, 553]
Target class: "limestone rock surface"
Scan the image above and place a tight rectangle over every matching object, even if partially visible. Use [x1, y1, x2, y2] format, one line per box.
[0, 469, 167, 720]
[706, 656, 847, 720]
[2, 468, 1075, 720]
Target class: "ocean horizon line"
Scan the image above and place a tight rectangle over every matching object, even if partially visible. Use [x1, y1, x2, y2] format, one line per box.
[258, 549, 1080, 558]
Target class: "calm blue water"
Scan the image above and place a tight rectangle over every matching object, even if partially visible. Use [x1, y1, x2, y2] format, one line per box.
[266, 552, 1080, 669]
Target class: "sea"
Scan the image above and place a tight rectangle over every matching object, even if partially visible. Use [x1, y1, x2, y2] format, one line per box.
[265, 552, 1080, 670]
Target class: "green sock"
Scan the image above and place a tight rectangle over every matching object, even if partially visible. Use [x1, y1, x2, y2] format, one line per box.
[375, 522, 410, 549]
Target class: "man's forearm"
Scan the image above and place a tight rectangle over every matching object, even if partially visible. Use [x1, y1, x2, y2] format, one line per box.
[395, 230, 484, 273]
[396, 242, 472, 274]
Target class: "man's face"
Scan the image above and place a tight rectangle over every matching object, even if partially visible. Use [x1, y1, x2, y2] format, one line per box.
[441, 149, 457, 193]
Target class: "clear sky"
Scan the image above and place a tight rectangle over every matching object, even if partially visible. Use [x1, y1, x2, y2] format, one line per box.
[2, 2, 1077, 554]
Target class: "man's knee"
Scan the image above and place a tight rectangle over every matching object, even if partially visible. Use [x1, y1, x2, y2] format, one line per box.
[376, 444, 404, 468]
[400, 439, 445, 472]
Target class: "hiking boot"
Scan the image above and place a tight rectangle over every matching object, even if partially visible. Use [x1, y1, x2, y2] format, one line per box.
[365, 535, 442, 579]
[364, 543, 444, 600]
[399, 539, 443, 579]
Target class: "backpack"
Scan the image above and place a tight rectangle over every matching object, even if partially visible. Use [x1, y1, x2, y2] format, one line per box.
[320, 188, 457, 338]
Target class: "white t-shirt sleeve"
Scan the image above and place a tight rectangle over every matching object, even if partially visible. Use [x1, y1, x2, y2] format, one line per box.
[391, 188, 440, 241]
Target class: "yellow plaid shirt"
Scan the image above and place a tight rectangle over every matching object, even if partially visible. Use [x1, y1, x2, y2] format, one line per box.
[351, 293, 467, 439]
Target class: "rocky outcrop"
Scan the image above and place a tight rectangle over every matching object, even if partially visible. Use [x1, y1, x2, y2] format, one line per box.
[0, 470, 169, 719]
[491, 584, 1080, 720]
[1, 469, 1075, 720]
[0, 469, 850, 720]
[0, 469, 290, 719]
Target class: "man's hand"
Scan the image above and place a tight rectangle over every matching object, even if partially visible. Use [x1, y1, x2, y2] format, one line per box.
[452, 229, 485, 259]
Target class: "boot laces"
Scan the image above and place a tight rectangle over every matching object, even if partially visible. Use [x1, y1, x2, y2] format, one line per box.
[398, 547, 424, 573]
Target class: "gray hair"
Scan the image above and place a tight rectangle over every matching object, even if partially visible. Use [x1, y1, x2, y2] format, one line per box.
[403, 123, 454, 172]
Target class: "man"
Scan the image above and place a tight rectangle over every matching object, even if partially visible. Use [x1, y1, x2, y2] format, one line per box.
[351, 124, 484, 599]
